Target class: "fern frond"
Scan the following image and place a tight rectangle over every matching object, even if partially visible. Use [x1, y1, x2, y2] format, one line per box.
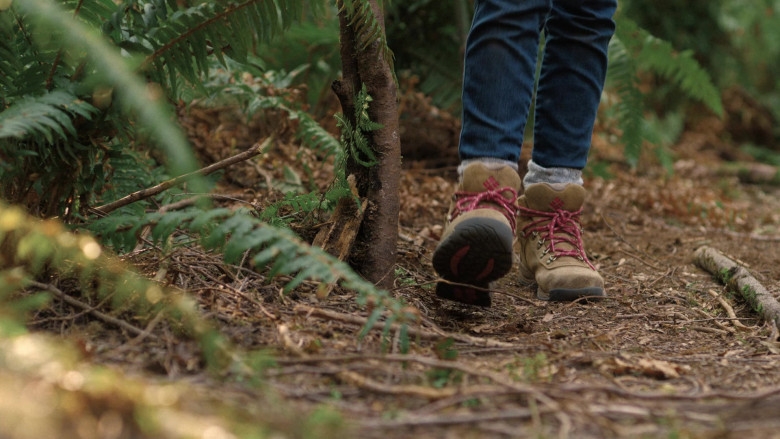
[339, 0, 395, 72]
[130, 0, 316, 93]
[616, 18, 723, 116]
[336, 83, 381, 167]
[16, 0, 203, 187]
[0, 10, 60, 100]
[295, 110, 343, 159]
[198, 66, 344, 161]
[606, 36, 645, 167]
[0, 91, 98, 142]
[90, 205, 414, 340]
[0, 200, 233, 369]
[62, 0, 116, 27]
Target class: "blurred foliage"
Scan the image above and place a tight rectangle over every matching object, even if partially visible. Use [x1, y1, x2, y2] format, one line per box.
[0, 0, 414, 388]
[622, 0, 728, 76]
[606, 16, 723, 166]
[0, 333, 347, 439]
[0, 200, 233, 368]
[386, 0, 470, 111]
[1, 0, 207, 217]
[623, 0, 780, 124]
[87, 203, 413, 326]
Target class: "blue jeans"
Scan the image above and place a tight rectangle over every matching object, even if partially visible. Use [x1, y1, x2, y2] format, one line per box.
[459, 0, 617, 169]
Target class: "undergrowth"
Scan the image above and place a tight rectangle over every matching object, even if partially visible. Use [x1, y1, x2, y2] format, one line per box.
[0, 0, 411, 369]
[0, 0, 729, 371]
[606, 17, 723, 167]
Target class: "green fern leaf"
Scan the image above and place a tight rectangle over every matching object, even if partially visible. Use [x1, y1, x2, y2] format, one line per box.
[607, 36, 645, 167]
[0, 91, 98, 142]
[339, 0, 395, 72]
[133, 0, 314, 93]
[616, 18, 723, 116]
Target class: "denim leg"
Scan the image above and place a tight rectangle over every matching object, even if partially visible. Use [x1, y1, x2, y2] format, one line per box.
[532, 0, 617, 169]
[459, 0, 551, 164]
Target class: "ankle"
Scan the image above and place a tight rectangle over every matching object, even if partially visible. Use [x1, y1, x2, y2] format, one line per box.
[458, 158, 518, 180]
[523, 160, 583, 187]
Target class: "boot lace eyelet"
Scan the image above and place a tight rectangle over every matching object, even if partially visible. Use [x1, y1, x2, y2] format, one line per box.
[519, 204, 597, 271]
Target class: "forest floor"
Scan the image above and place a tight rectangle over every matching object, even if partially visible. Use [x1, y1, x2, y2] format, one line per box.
[12, 85, 780, 439]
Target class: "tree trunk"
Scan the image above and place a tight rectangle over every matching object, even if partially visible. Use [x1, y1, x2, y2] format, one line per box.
[325, 1, 400, 289]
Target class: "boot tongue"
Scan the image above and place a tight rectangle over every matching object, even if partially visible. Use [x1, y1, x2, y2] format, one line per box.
[460, 163, 522, 193]
[524, 183, 585, 212]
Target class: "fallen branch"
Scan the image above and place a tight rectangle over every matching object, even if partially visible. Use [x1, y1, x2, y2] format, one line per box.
[694, 246, 780, 328]
[29, 281, 152, 338]
[91, 137, 271, 216]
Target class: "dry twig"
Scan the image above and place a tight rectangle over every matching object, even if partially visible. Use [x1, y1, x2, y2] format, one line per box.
[91, 137, 271, 215]
[707, 289, 753, 330]
[29, 281, 151, 338]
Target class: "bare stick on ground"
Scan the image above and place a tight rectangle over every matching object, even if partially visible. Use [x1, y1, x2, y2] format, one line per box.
[91, 137, 272, 216]
[694, 246, 780, 328]
[29, 281, 151, 338]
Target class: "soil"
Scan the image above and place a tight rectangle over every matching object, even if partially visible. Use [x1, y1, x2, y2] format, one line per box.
[21, 86, 780, 438]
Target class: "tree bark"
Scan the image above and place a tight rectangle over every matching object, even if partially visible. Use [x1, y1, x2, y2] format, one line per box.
[324, 1, 400, 289]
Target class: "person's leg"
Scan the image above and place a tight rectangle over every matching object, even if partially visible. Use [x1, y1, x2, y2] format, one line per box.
[434, 0, 551, 306]
[526, 0, 617, 185]
[516, 0, 617, 301]
[459, 0, 551, 168]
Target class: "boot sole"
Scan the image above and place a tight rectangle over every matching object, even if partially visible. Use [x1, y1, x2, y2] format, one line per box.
[432, 217, 514, 307]
[518, 263, 606, 302]
[518, 275, 606, 302]
[538, 286, 605, 302]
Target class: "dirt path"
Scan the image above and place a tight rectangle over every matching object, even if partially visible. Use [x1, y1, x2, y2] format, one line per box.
[321, 160, 780, 438]
[120, 157, 780, 438]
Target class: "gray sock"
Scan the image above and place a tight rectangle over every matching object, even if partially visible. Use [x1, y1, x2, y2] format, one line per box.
[523, 159, 583, 188]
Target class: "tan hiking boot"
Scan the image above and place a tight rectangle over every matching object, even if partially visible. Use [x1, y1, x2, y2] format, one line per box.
[432, 163, 522, 306]
[515, 183, 604, 301]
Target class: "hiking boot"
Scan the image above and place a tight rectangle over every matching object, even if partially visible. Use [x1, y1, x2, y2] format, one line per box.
[432, 163, 521, 306]
[515, 183, 604, 301]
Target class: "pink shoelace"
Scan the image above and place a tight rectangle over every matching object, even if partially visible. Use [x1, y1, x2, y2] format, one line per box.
[449, 186, 519, 232]
[518, 205, 596, 270]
